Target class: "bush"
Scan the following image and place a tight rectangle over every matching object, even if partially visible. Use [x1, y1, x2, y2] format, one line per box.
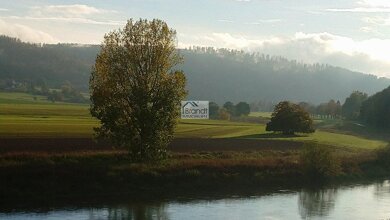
[300, 143, 341, 179]
[218, 108, 231, 120]
[376, 145, 390, 168]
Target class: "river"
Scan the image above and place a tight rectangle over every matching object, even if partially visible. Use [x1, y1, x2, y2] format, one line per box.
[2, 180, 390, 220]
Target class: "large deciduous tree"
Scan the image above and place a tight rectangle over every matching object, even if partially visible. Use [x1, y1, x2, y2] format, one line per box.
[90, 19, 187, 162]
[266, 101, 315, 135]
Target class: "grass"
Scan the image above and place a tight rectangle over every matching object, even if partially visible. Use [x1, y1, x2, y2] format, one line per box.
[0, 92, 387, 149]
[0, 149, 304, 202]
[0, 142, 388, 203]
[176, 120, 262, 138]
[0, 115, 96, 137]
[0, 92, 48, 104]
[2, 114, 385, 149]
[0, 103, 90, 116]
[0, 92, 79, 105]
[249, 112, 272, 118]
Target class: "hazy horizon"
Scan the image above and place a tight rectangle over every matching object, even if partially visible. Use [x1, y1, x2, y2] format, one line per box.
[2, 0, 390, 77]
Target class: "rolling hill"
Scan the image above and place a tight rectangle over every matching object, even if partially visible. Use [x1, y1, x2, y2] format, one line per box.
[0, 36, 389, 104]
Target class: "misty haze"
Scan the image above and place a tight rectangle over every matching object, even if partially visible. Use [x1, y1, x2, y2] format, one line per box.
[0, 1, 390, 220]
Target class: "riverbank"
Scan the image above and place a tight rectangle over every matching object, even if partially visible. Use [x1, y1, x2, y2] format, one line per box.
[1, 142, 389, 209]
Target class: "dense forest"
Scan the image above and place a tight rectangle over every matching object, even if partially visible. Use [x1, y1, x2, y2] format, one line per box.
[181, 47, 390, 104]
[0, 36, 98, 90]
[360, 86, 390, 129]
[0, 35, 389, 104]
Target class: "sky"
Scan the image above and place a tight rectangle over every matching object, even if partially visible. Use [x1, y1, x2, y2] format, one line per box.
[1, 0, 390, 78]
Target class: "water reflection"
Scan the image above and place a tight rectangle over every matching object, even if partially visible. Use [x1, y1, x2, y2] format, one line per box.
[298, 188, 338, 218]
[3, 181, 390, 220]
[106, 203, 169, 220]
[374, 180, 390, 198]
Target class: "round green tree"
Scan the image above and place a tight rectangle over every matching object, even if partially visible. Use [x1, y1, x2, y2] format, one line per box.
[266, 101, 315, 135]
[223, 101, 235, 116]
[90, 19, 187, 162]
[235, 102, 250, 116]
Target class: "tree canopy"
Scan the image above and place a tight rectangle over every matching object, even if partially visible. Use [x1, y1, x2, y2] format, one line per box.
[90, 19, 186, 162]
[360, 86, 390, 129]
[235, 102, 250, 116]
[342, 91, 368, 120]
[223, 101, 235, 116]
[266, 101, 315, 135]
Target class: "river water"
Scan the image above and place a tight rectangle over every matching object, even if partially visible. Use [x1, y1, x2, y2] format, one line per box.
[2, 180, 390, 220]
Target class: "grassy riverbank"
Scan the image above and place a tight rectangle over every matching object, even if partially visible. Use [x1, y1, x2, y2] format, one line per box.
[1, 143, 390, 204]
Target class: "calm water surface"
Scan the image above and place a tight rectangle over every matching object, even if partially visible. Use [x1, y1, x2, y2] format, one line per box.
[2, 180, 390, 220]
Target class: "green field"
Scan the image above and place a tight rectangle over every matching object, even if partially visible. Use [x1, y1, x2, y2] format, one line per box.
[0, 92, 387, 149]
[248, 112, 272, 118]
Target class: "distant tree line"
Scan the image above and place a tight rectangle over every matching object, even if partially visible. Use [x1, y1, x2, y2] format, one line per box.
[297, 100, 342, 119]
[209, 101, 250, 120]
[250, 100, 276, 112]
[47, 82, 88, 103]
[314, 87, 390, 130]
[0, 78, 88, 103]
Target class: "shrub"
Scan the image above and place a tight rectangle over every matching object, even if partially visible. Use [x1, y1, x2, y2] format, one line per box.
[300, 143, 341, 179]
[376, 145, 390, 168]
[218, 108, 231, 120]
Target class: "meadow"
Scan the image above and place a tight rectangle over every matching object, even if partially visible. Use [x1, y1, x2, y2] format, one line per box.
[1, 92, 390, 202]
[0, 92, 387, 150]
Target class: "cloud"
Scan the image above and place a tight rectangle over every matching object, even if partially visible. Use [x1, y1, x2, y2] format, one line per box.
[244, 19, 282, 25]
[359, 26, 382, 35]
[0, 8, 9, 11]
[362, 16, 390, 25]
[360, 26, 374, 32]
[358, 0, 390, 8]
[359, 15, 390, 35]
[327, 0, 390, 13]
[209, 33, 283, 49]
[290, 32, 390, 62]
[178, 32, 390, 77]
[3, 15, 125, 26]
[1, 4, 121, 26]
[217, 19, 282, 25]
[217, 19, 234, 23]
[31, 4, 113, 17]
[0, 19, 57, 43]
[327, 7, 390, 12]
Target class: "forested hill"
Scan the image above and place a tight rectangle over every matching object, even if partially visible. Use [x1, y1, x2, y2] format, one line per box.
[1, 35, 389, 104]
[181, 48, 390, 103]
[0, 36, 99, 89]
